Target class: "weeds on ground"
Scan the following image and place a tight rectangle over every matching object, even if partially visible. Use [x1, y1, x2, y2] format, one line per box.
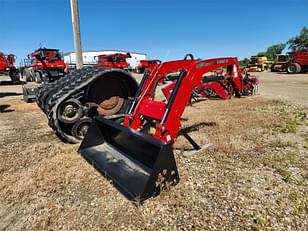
[255, 100, 307, 134]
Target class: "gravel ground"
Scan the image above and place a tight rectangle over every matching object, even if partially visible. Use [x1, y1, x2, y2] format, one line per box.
[0, 73, 307, 230]
[256, 71, 308, 107]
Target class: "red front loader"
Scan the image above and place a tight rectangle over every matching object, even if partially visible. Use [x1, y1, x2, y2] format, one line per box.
[161, 55, 258, 101]
[79, 56, 258, 202]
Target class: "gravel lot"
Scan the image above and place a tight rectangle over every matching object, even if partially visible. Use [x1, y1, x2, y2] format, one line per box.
[257, 72, 308, 107]
[0, 72, 307, 230]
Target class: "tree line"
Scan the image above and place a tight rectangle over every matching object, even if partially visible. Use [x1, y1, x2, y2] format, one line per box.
[239, 27, 308, 66]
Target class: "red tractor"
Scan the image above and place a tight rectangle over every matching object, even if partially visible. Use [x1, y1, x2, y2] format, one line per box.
[136, 59, 162, 73]
[21, 48, 67, 102]
[97, 53, 131, 70]
[0, 52, 19, 83]
[284, 50, 308, 73]
[79, 56, 258, 202]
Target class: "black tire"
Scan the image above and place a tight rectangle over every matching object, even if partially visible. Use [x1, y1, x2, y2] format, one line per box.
[287, 63, 299, 74]
[295, 63, 301, 73]
[271, 64, 277, 72]
[30, 71, 35, 82]
[71, 117, 92, 140]
[22, 85, 32, 103]
[39, 67, 138, 143]
[86, 76, 129, 116]
[21, 70, 26, 82]
[35, 72, 42, 83]
[9, 68, 20, 83]
[24, 69, 32, 82]
[57, 99, 84, 124]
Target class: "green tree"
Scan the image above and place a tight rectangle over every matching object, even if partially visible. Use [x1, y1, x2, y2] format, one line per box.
[287, 27, 308, 51]
[257, 51, 268, 57]
[257, 44, 286, 60]
[266, 43, 286, 60]
[238, 58, 250, 68]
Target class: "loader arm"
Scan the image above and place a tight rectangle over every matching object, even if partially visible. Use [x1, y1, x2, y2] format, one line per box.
[79, 56, 257, 202]
[124, 57, 241, 143]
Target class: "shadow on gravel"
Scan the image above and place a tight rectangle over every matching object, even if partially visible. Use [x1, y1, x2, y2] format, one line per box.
[0, 104, 14, 113]
[0, 92, 22, 98]
[275, 72, 308, 75]
[0, 81, 22, 86]
[182, 121, 217, 133]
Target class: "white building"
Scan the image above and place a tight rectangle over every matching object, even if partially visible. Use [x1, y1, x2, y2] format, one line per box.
[63, 50, 146, 69]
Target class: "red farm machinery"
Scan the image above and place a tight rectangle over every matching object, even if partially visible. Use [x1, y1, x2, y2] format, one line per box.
[284, 50, 308, 73]
[21, 48, 67, 102]
[78, 56, 258, 202]
[97, 53, 131, 70]
[0, 52, 19, 83]
[136, 59, 162, 74]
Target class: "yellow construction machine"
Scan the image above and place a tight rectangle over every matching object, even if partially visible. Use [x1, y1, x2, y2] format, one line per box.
[270, 54, 288, 72]
[247, 56, 272, 72]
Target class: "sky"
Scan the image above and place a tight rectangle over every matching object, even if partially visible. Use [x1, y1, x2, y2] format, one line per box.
[1, 0, 308, 64]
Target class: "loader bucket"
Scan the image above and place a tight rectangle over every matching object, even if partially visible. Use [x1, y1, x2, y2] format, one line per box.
[79, 117, 180, 202]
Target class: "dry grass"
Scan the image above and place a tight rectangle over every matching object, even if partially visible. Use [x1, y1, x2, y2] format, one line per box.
[0, 96, 307, 230]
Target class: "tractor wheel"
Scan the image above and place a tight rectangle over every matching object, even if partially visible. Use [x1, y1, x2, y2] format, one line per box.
[24, 69, 32, 82]
[71, 117, 92, 140]
[22, 85, 31, 103]
[58, 99, 84, 124]
[86, 76, 130, 116]
[9, 68, 20, 83]
[35, 72, 42, 83]
[287, 63, 300, 74]
[271, 64, 277, 72]
[294, 63, 301, 73]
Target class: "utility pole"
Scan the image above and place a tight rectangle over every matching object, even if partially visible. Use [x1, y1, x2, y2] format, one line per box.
[70, 0, 83, 69]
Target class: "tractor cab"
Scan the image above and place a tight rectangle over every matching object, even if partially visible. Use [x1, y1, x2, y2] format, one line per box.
[270, 54, 289, 72]
[276, 54, 288, 63]
[32, 48, 63, 64]
[287, 52, 294, 60]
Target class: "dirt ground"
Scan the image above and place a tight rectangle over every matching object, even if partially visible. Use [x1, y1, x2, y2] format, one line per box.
[257, 72, 308, 107]
[0, 72, 307, 230]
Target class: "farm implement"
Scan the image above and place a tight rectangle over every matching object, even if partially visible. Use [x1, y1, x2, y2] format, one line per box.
[21, 48, 67, 102]
[97, 53, 131, 70]
[136, 59, 161, 74]
[79, 56, 258, 202]
[0, 52, 19, 83]
[284, 50, 308, 73]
